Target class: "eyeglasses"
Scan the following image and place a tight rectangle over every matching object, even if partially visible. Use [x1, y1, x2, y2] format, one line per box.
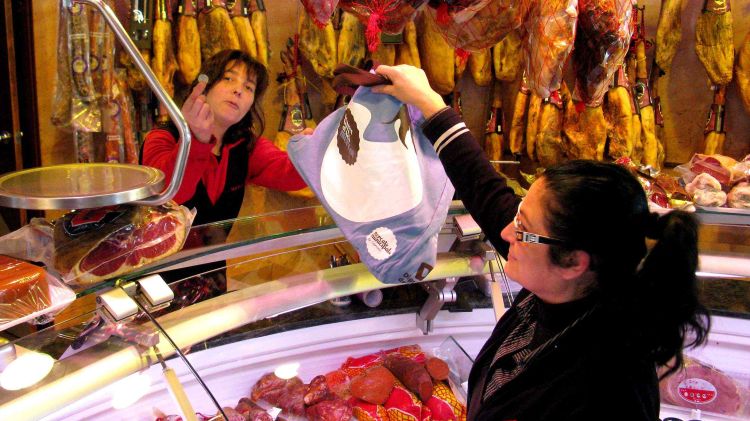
[513, 204, 567, 246]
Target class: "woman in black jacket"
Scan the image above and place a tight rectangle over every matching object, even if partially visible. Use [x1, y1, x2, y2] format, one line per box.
[371, 65, 710, 420]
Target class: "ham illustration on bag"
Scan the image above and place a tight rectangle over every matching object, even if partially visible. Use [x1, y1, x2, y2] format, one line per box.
[287, 85, 455, 285]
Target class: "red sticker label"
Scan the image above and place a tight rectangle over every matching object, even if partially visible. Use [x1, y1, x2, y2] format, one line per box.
[678, 378, 717, 404]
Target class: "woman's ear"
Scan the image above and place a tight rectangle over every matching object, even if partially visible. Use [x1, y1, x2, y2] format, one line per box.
[558, 250, 591, 281]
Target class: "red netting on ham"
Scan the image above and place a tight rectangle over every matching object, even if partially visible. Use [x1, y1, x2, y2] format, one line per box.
[340, 0, 427, 51]
[572, 0, 633, 106]
[301, 0, 340, 27]
[426, 0, 530, 51]
[522, 0, 577, 99]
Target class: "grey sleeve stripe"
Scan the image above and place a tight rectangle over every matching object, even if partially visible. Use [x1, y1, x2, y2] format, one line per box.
[433, 122, 466, 153]
[436, 128, 469, 156]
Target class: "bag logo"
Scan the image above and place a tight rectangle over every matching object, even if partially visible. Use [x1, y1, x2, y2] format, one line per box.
[366, 227, 397, 261]
[337, 108, 360, 165]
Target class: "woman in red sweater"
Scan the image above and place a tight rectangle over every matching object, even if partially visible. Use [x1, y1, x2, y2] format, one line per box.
[142, 49, 307, 294]
[143, 49, 306, 225]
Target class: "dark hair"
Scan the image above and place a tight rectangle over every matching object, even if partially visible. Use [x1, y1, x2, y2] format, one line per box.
[540, 160, 710, 377]
[189, 49, 269, 146]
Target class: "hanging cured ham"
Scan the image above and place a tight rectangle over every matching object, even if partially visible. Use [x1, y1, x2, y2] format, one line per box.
[655, 0, 684, 73]
[428, 0, 529, 51]
[230, 0, 259, 59]
[416, 9, 454, 95]
[299, 11, 338, 78]
[571, 0, 633, 106]
[522, 0, 577, 99]
[197, 1, 240, 61]
[338, 10, 367, 68]
[738, 29, 750, 115]
[395, 20, 420, 68]
[176, 0, 201, 84]
[301, 0, 340, 27]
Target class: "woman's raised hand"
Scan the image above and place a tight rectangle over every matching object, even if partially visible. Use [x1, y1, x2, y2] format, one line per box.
[371, 65, 446, 119]
[182, 81, 214, 143]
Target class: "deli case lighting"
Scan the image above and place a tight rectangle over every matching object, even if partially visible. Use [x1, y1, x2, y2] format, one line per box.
[0, 351, 54, 391]
[274, 362, 301, 380]
[110, 371, 152, 409]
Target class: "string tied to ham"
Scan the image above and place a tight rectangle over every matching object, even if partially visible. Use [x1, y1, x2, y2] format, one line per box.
[352, 0, 402, 52]
[436, 2, 451, 25]
[455, 48, 471, 66]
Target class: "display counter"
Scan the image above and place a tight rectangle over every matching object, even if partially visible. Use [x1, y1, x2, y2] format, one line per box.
[0, 204, 749, 421]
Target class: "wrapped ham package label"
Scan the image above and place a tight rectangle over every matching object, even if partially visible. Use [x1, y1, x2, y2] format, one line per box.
[53, 201, 194, 286]
[287, 85, 455, 285]
[0, 255, 75, 331]
[659, 355, 750, 418]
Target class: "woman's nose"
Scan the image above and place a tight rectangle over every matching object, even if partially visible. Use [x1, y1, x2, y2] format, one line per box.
[500, 222, 516, 244]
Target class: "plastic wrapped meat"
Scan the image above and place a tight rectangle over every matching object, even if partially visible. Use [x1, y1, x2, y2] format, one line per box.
[301, 0, 340, 27]
[686, 173, 727, 207]
[340, 0, 427, 51]
[53, 202, 193, 285]
[428, 0, 530, 51]
[572, 0, 633, 106]
[522, 0, 578, 99]
[659, 355, 750, 417]
[728, 182, 750, 209]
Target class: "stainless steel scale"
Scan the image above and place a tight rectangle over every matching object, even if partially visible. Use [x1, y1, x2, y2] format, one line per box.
[0, 0, 190, 210]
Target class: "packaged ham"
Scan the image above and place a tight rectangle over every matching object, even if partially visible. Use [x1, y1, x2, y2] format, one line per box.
[0, 218, 55, 267]
[53, 202, 194, 286]
[615, 157, 692, 211]
[0, 255, 75, 331]
[339, 0, 427, 52]
[728, 182, 750, 209]
[687, 153, 737, 186]
[686, 173, 727, 207]
[350, 397, 389, 421]
[384, 379, 426, 421]
[301, 0, 340, 27]
[730, 154, 750, 184]
[522, 0, 577, 99]
[350, 365, 396, 404]
[659, 355, 750, 418]
[384, 354, 433, 402]
[426, 381, 465, 421]
[426, 0, 530, 51]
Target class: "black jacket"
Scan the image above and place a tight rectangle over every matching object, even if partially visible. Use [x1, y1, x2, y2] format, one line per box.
[421, 108, 659, 420]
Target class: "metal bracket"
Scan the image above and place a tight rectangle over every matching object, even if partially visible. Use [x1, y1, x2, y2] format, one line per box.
[417, 213, 490, 334]
[416, 277, 458, 335]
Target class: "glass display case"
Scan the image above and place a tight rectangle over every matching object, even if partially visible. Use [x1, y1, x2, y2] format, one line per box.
[0, 203, 502, 420]
[0, 205, 748, 421]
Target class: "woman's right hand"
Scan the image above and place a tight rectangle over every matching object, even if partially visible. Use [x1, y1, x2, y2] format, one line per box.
[371, 65, 446, 119]
[181, 81, 214, 143]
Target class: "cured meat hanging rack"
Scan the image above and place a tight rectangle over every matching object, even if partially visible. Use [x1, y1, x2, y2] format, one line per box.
[0, 0, 190, 210]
